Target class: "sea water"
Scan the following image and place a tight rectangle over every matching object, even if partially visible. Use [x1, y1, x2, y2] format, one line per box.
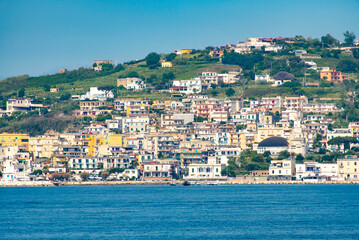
[1, 185, 358, 239]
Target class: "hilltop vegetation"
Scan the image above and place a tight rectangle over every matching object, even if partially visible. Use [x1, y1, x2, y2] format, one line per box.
[1, 32, 359, 135]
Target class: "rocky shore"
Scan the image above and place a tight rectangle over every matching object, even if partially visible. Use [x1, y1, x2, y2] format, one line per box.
[1, 180, 359, 187]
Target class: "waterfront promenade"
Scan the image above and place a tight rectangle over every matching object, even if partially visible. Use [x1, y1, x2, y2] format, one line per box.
[1, 179, 359, 187]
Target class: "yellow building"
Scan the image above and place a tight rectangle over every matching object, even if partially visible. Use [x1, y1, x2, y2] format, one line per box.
[337, 156, 359, 180]
[108, 134, 126, 147]
[29, 132, 60, 158]
[181, 49, 192, 54]
[126, 104, 150, 116]
[349, 122, 359, 137]
[239, 132, 256, 150]
[81, 134, 110, 157]
[161, 62, 173, 67]
[51, 155, 68, 164]
[0, 133, 29, 149]
[320, 70, 346, 82]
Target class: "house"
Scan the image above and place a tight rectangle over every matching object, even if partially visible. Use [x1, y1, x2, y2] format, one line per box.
[217, 71, 240, 84]
[122, 169, 140, 179]
[174, 49, 192, 55]
[171, 79, 202, 94]
[5, 98, 50, 115]
[117, 78, 146, 90]
[141, 161, 177, 181]
[209, 49, 224, 57]
[68, 157, 99, 173]
[304, 61, 317, 70]
[50, 88, 59, 93]
[295, 162, 337, 181]
[209, 108, 229, 122]
[184, 163, 225, 180]
[59, 68, 67, 73]
[77, 87, 114, 101]
[103, 155, 131, 169]
[302, 103, 341, 113]
[256, 137, 289, 156]
[337, 156, 359, 180]
[114, 98, 149, 111]
[92, 60, 113, 71]
[161, 61, 173, 67]
[320, 70, 346, 82]
[255, 74, 272, 82]
[283, 96, 308, 111]
[79, 101, 107, 111]
[293, 50, 307, 56]
[269, 159, 295, 181]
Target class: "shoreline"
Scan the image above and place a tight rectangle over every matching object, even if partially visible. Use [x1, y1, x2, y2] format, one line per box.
[1, 180, 359, 187]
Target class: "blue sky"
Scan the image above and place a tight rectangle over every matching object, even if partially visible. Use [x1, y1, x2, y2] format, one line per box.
[0, 0, 358, 79]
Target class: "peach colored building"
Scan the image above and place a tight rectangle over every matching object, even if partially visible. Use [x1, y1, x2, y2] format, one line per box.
[320, 70, 346, 82]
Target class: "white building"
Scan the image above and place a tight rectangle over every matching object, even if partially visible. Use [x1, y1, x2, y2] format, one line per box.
[295, 162, 338, 181]
[122, 169, 140, 179]
[184, 163, 225, 180]
[171, 79, 203, 94]
[78, 87, 114, 101]
[269, 159, 295, 181]
[217, 72, 240, 84]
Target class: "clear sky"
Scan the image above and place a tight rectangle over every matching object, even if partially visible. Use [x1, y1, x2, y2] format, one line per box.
[0, 0, 358, 79]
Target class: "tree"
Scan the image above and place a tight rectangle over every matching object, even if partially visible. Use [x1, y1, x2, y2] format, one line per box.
[44, 84, 51, 92]
[158, 152, 164, 159]
[80, 172, 90, 181]
[277, 150, 290, 160]
[313, 133, 323, 149]
[100, 63, 113, 71]
[32, 169, 43, 175]
[221, 164, 237, 177]
[51, 173, 70, 181]
[353, 49, 359, 59]
[225, 88, 235, 97]
[162, 72, 175, 81]
[166, 53, 177, 62]
[328, 137, 359, 152]
[145, 52, 161, 69]
[100, 171, 110, 180]
[18, 89, 25, 98]
[337, 60, 358, 73]
[343, 31, 356, 46]
[114, 64, 125, 72]
[108, 168, 125, 174]
[273, 71, 294, 80]
[127, 71, 140, 78]
[321, 34, 338, 47]
[60, 93, 71, 101]
[263, 151, 271, 158]
[295, 154, 305, 163]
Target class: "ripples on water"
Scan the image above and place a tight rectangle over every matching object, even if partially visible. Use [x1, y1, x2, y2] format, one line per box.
[1, 185, 358, 240]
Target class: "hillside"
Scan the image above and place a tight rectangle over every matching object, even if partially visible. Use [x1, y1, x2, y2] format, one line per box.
[1, 35, 359, 135]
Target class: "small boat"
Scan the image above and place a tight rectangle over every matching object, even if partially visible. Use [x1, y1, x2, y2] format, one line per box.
[52, 182, 60, 186]
[207, 181, 219, 186]
[195, 182, 201, 186]
[183, 180, 191, 186]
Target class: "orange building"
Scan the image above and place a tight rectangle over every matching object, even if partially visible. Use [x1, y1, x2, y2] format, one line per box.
[320, 70, 346, 82]
[209, 49, 224, 57]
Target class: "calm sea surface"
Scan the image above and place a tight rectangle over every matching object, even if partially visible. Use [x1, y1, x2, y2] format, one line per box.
[1, 185, 359, 240]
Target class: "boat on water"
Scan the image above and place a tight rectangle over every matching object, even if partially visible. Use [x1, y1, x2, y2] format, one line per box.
[183, 180, 191, 186]
[52, 182, 60, 186]
[207, 180, 219, 186]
